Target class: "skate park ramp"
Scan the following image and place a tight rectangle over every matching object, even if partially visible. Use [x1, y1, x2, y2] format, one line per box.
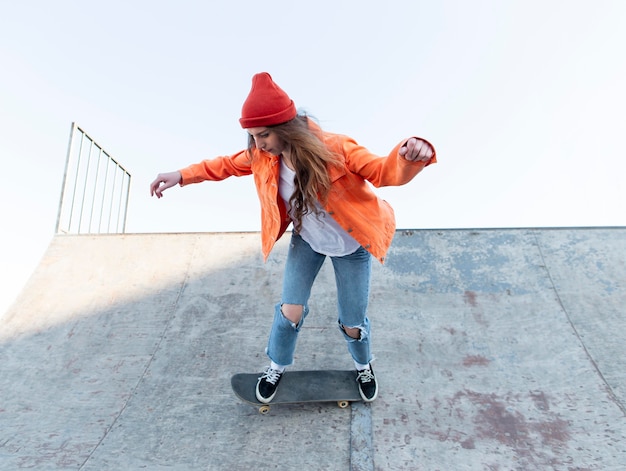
[1, 228, 625, 470]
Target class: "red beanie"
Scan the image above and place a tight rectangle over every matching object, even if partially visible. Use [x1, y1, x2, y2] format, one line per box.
[239, 72, 297, 128]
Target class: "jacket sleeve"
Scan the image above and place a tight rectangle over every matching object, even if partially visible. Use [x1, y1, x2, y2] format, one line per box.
[178, 150, 253, 186]
[338, 135, 436, 188]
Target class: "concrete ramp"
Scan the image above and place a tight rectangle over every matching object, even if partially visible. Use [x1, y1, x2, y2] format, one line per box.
[1, 229, 625, 470]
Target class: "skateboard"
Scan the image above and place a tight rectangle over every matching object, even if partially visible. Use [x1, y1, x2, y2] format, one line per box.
[231, 369, 362, 414]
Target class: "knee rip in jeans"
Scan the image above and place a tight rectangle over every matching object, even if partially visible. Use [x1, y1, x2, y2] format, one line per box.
[281, 304, 303, 329]
[340, 323, 367, 341]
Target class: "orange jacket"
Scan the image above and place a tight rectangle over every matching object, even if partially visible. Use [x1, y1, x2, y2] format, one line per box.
[179, 124, 436, 263]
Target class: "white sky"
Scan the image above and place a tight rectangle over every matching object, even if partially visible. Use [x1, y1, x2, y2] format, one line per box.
[1, 0, 625, 314]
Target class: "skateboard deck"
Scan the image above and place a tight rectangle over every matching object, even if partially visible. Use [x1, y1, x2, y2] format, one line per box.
[231, 369, 362, 414]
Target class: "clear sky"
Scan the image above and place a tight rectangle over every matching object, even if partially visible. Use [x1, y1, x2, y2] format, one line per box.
[1, 0, 625, 315]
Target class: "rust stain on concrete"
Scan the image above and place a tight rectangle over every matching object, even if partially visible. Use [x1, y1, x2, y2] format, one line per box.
[462, 354, 491, 367]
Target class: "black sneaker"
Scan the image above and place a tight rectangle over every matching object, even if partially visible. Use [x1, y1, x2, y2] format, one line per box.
[356, 365, 378, 402]
[256, 367, 284, 403]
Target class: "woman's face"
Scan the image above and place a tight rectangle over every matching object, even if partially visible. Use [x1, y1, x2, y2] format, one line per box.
[247, 127, 287, 156]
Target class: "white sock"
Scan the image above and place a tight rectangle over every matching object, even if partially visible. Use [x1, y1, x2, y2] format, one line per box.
[270, 361, 286, 372]
[354, 361, 370, 371]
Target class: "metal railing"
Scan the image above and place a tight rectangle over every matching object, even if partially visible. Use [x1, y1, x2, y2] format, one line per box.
[55, 123, 131, 234]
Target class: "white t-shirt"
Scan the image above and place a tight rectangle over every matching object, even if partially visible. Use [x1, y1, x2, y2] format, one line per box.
[279, 159, 360, 257]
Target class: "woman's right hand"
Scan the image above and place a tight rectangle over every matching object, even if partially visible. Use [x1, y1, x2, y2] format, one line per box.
[150, 171, 182, 198]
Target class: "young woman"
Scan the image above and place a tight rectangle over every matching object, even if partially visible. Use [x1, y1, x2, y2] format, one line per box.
[150, 72, 436, 403]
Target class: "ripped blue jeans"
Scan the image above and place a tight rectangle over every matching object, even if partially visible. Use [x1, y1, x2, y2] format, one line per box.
[266, 233, 372, 367]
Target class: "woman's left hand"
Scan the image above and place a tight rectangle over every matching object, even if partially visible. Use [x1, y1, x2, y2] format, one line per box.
[399, 137, 434, 162]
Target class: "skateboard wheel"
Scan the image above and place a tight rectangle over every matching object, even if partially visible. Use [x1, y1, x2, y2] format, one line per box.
[258, 405, 271, 414]
[337, 401, 350, 409]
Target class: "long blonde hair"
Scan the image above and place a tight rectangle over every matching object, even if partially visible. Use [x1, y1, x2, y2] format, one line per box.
[247, 114, 342, 233]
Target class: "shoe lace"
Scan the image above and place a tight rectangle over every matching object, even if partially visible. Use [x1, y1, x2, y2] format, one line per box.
[261, 368, 283, 385]
[357, 369, 374, 384]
